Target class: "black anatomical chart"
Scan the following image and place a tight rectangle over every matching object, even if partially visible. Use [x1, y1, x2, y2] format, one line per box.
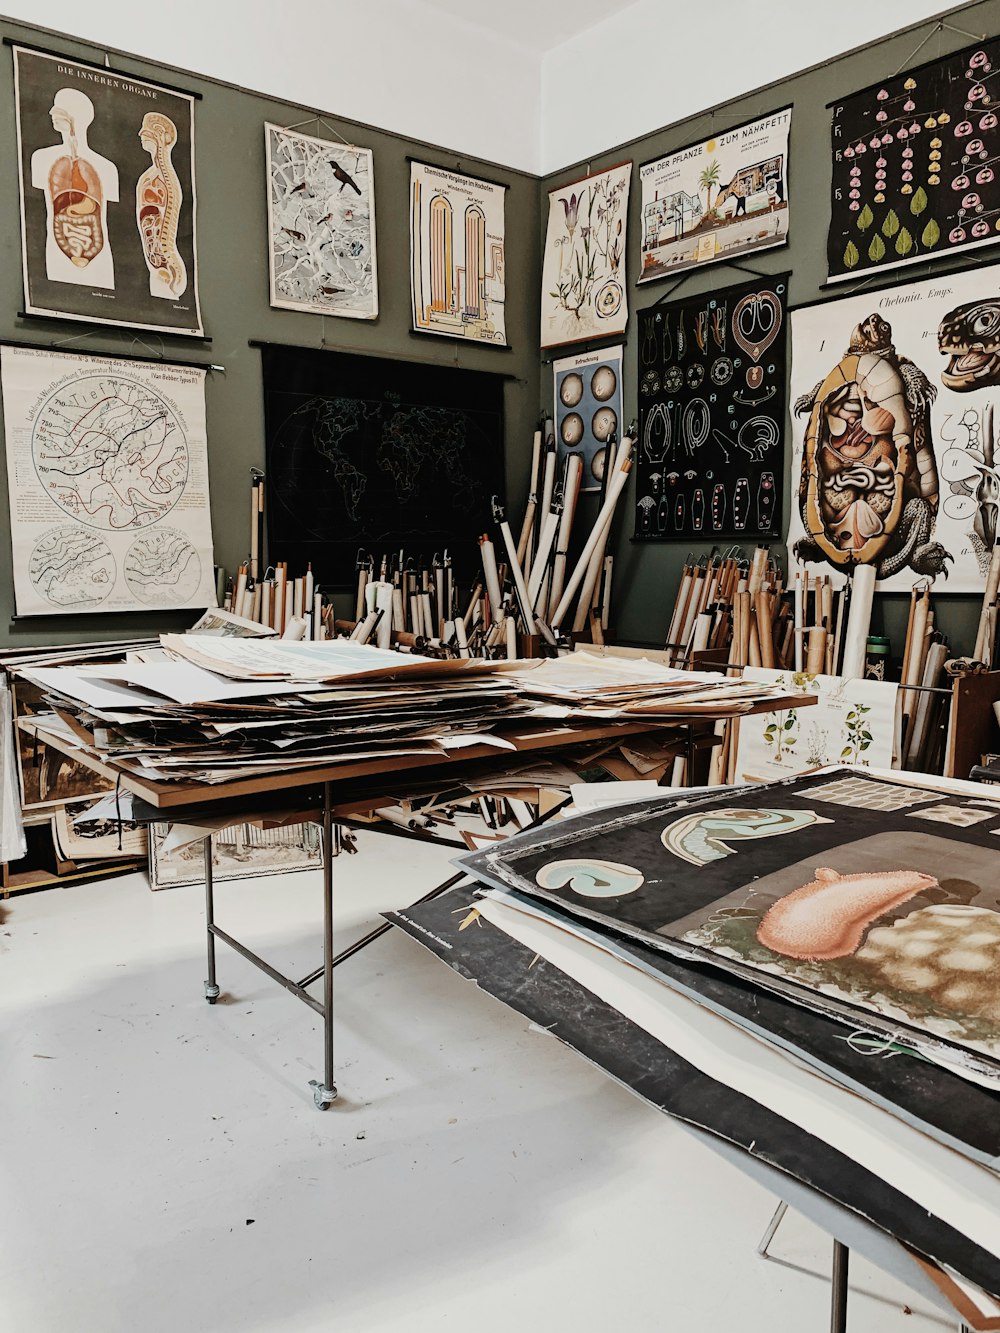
[633, 275, 788, 541]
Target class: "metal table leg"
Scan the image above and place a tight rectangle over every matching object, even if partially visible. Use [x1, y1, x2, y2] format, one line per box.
[203, 836, 220, 1004]
[756, 1200, 788, 1257]
[830, 1240, 849, 1333]
[309, 782, 338, 1110]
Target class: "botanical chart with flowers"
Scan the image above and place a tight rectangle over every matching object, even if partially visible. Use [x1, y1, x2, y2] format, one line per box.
[828, 35, 1000, 281]
[734, 668, 899, 781]
[541, 162, 632, 350]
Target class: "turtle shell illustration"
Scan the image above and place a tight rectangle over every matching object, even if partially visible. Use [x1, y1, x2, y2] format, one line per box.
[793, 313, 952, 579]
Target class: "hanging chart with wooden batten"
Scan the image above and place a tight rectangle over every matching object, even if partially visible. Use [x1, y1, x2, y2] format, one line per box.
[634, 274, 788, 541]
[828, 34, 1000, 282]
[12, 45, 202, 335]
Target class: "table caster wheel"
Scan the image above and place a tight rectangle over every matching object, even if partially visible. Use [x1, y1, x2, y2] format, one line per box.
[309, 1080, 338, 1110]
[204, 981, 221, 1004]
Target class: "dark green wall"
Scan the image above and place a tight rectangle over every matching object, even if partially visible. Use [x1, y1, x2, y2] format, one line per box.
[0, 17, 542, 645]
[540, 0, 996, 658]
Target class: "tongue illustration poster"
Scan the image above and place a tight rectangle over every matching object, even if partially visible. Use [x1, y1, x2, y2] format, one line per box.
[788, 263, 1000, 593]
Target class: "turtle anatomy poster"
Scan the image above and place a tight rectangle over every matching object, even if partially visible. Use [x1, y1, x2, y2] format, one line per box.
[553, 345, 623, 494]
[541, 162, 631, 350]
[1, 346, 217, 615]
[829, 37, 1000, 282]
[13, 46, 202, 336]
[266, 124, 377, 320]
[639, 108, 791, 283]
[634, 274, 788, 541]
[410, 161, 506, 344]
[788, 264, 1000, 593]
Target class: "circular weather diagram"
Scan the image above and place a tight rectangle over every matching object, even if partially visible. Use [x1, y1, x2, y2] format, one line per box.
[124, 529, 201, 606]
[32, 373, 189, 531]
[29, 525, 116, 610]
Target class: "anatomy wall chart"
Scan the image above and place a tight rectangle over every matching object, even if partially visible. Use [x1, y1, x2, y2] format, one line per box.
[829, 37, 1000, 281]
[788, 264, 1000, 592]
[13, 46, 202, 336]
[266, 124, 377, 320]
[410, 161, 506, 344]
[634, 274, 788, 541]
[1, 346, 217, 615]
[639, 108, 790, 283]
[541, 162, 631, 349]
[553, 345, 623, 493]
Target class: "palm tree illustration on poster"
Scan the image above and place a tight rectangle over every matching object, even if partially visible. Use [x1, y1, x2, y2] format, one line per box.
[638, 109, 791, 283]
[540, 162, 632, 350]
[735, 668, 897, 781]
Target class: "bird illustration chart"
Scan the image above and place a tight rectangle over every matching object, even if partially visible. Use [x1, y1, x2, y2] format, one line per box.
[266, 124, 378, 320]
[829, 36, 1000, 281]
[541, 162, 632, 350]
[634, 274, 788, 541]
[0, 345, 217, 615]
[13, 45, 202, 336]
[410, 161, 506, 344]
[465, 767, 1000, 1073]
[788, 263, 1000, 593]
[638, 107, 790, 283]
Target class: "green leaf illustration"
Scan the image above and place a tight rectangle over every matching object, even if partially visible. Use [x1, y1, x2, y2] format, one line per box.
[841, 746, 853, 759]
[843, 240, 860, 269]
[910, 186, 928, 216]
[882, 209, 900, 237]
[868, 233, 886, 262]
[895, 226, 914, 257]
[858, 204, 874, 233]
[784, 717, 795, 729]
[922, 218, 941, 248]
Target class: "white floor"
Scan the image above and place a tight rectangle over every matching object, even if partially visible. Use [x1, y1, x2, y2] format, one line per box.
[0, 831, 963, 1333]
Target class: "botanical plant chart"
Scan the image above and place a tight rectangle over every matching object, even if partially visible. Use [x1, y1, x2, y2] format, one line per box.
[788, 262, 1000, 592]
[638, 107, 791, 283]
[265, 123, 377, 320]
[734, 668, 899, 780]
[540, 162, 631, 350]
[634, 273, 787, 540]
[13, 45, 202, 336]
[829, 35, 1000, 281]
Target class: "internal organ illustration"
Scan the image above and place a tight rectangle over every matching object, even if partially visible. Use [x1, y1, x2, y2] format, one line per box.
[49, 153, 104, 267]
[794, 313, 951, 578]
[30, 88, 118, 288]
[757, 865, 938, 960]
[662, 807, 831, 867]
[938, 296, 1000, 390]
[855, 904, 1000, 1022]
[136, 113, 187, 299]
[535, 858, 644, 898]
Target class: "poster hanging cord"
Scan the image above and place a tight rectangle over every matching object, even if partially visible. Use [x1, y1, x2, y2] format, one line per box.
[651, 258, 773, 308]
[281, 115, 356, 152]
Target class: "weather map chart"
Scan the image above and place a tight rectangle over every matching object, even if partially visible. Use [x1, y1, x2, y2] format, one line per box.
[1, 346, 217, 615]
[829, 37, 1000, 281]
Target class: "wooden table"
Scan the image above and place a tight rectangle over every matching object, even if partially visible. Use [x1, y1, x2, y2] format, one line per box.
[24, 696, 815, 1109]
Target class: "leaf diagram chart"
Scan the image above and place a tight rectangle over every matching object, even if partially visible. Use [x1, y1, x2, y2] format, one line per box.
[1, 346, 216, 615]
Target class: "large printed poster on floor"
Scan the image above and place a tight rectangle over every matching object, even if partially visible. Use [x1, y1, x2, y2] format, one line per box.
[828, 36, 1000, 282]
[1, 346, 217, 615]
[638, 108, 791, 283]
[410, 161, 506, 344]
[13, 46, 202, 336]
[788, 264, 1000, 593]
[541, 162, 631, 350]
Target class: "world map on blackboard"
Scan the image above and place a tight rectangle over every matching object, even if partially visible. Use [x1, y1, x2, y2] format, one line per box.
[262, 345, 505, 587]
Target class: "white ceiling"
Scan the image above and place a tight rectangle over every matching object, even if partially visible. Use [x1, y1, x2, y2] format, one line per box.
[416, 0, 641, 54]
